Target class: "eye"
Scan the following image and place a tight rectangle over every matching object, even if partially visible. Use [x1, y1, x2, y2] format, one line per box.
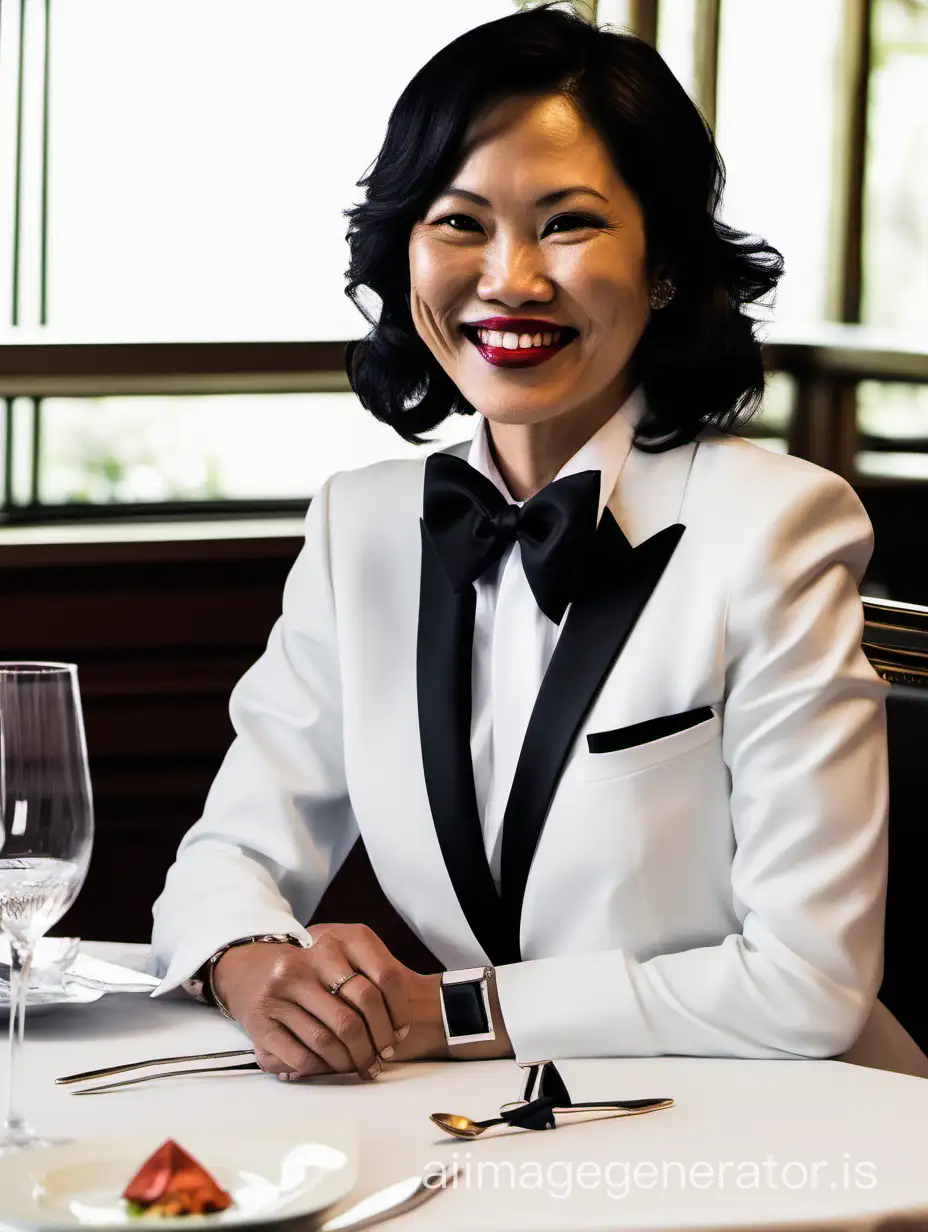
[544, 213, 605, 235]
[432, 214, 480, 232]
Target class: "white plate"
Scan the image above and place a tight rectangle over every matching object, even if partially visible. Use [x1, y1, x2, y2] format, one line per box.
[0, 982, 105, 1019]
[0, 1124, 357, 1230]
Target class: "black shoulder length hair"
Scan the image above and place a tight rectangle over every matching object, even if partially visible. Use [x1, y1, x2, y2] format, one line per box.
[342, 2, 784, 451]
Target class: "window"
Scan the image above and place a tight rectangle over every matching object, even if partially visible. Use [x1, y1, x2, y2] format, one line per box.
[1, 0, 926, 524]
[862, 0, 928, 333]
[713, 0, 848, 329]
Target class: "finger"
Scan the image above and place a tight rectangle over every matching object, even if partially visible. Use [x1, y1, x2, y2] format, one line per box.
[254, 1020, 337, 1079]
[253, 1046, 290, 1075]
[338, 974, 397, 1061]
[343, 927, 411, 1042]
[290, 979, 382, 1080]
[255, 1043, 335, 1082]
[318, 967, 397, 1062]
[272, 1001, 359, 1076]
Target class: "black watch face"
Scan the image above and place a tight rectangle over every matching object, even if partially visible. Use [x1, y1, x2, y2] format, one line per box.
[443, 980, 489, 1037]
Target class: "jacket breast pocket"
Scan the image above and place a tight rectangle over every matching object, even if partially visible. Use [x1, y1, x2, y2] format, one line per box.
[582, 705, 721, 781]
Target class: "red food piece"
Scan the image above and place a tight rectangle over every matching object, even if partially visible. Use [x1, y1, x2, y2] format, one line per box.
[123, 1140, 233, 1215]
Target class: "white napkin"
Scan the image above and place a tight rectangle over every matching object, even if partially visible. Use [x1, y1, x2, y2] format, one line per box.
[0, 939, 160, 993]
[66, 953, 160, 992]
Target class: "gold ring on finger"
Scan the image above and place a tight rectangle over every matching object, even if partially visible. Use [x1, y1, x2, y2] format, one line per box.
[328, 971, 361, 997]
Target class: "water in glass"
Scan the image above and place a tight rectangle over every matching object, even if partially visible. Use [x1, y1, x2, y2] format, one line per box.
[0, 663, 94, 1155]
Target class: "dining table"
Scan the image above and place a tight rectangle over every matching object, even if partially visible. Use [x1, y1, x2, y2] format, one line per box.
[4, 940, 928, 1232]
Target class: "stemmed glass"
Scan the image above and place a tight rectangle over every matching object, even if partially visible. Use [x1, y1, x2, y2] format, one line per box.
[0, 663, 94, 1156]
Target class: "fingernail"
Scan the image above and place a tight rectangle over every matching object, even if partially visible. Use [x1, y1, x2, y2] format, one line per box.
[395, 1025, 410, 1042]
[379, 1045, 394, 1061]
[277, 1072, 291, 1082]
[368, 1062, 382, 1079]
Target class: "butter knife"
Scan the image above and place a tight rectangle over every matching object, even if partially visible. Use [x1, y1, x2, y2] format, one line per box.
[318, 1162, 460, 1232]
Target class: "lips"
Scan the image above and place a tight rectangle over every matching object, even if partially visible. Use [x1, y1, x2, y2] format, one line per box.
[460, 322, 578, 369]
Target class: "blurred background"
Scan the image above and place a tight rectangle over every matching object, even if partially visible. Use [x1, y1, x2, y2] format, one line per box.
[0, 0, 925, 949]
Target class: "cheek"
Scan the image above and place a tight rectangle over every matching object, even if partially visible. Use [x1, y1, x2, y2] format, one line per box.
[408, 241, 466, 317]
[587, 266, 650, 337]
[557, 239, 650, 333]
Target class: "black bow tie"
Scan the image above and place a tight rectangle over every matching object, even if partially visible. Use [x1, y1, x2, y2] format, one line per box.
[422, 452, 602, 625]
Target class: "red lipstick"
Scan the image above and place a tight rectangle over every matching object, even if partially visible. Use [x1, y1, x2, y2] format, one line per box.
[461, 319, 578, 369]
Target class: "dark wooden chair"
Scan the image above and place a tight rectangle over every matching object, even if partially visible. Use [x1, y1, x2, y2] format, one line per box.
[862, 596, 928, 1052]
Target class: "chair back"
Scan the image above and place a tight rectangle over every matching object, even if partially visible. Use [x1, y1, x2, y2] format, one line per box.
[863, 596, 928, 1051]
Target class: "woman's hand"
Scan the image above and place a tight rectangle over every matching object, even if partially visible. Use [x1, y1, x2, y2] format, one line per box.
[211, 923, 448, 1080]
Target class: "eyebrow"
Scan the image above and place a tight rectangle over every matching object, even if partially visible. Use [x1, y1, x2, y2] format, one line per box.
[440, 184, 609, 208]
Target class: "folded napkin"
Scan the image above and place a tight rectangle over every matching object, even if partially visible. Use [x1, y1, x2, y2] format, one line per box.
[66, 953, 161, 992]
[0, 939, 160, 993]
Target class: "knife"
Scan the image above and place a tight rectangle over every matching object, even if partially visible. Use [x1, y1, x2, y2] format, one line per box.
[318, 1162, 460, 1232]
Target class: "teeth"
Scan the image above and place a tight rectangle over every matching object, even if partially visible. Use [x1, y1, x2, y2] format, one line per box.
[475, 327, 566, 349]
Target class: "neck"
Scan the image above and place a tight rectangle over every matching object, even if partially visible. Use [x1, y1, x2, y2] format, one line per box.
[486, 374, 635, 502]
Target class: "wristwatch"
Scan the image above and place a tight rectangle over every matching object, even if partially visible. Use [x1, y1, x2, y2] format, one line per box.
[200, 933, 309, 1020]
[439, 966, 495, 1045]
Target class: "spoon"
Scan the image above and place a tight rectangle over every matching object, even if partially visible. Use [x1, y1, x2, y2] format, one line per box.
[431, 1097, 674, 1139]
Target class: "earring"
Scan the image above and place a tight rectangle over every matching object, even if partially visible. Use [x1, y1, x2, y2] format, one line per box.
[649, 278, 676, 310]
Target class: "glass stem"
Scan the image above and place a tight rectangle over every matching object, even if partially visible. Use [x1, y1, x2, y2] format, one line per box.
[4, 937, 34, 1139]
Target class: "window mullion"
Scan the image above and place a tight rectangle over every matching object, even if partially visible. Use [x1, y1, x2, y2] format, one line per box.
[829, 0, 871, 325]
[628, 0, 659, 44]
[693, 0, 720, 130]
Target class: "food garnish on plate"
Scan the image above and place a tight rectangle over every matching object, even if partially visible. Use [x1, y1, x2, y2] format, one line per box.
[122, 1139, 233, 1217]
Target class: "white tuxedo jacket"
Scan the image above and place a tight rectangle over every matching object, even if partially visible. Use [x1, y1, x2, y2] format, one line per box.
[150, 421, 927, 1075]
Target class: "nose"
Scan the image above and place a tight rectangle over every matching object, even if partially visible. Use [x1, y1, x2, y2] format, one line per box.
[477, 236, 553, 309]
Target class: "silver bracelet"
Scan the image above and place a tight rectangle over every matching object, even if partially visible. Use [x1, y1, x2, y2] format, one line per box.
[206, 933, 309, 1021]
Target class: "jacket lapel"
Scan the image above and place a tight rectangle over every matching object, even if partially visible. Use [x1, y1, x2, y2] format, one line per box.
[416, 520, 516, 965]
[498, 511, 687, 960]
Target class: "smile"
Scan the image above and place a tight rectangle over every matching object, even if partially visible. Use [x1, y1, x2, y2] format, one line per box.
[460, 324, 579, 369]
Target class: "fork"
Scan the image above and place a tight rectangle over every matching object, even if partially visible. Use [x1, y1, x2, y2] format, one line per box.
[57, 1048, 259, 1095]
[70, 1061, 263, 1095]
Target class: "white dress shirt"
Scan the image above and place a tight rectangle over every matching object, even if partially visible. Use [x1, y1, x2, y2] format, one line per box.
[467, 387, 641, 887]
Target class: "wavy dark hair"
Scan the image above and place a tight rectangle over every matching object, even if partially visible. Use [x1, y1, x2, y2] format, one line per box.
[342, 2, 784, 451]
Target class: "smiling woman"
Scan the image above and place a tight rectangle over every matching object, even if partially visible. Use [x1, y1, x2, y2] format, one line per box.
[147, 3, 921, 1082]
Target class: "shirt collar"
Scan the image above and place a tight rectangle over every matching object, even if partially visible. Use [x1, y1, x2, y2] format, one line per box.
[465, 383, 646, 520]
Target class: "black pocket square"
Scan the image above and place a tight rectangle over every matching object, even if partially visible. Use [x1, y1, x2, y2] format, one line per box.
[587, 705, 715, 754]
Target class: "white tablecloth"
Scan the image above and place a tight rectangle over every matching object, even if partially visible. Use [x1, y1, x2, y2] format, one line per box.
[4, 941, 928, 1231]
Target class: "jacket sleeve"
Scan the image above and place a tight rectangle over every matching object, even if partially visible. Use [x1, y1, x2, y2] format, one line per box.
[494, 466, 891, 1061]
[148, 472, 358, 994]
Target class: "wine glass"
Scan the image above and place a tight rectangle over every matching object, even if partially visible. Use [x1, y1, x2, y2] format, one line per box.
[0, 663, 94, 1156]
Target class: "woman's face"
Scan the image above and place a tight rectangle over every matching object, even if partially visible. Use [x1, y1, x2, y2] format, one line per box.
[408, 92, 653, 432]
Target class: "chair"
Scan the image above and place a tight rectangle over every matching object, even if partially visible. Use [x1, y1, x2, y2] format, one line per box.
[862, 596, 928, 1053]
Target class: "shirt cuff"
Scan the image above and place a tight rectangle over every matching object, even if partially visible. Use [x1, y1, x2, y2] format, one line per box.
[149, 914, 313, 998]
[494, 949, 656, 1060]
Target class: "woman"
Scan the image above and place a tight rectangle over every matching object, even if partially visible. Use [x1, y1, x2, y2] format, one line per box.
[149, 4, 908, 1081]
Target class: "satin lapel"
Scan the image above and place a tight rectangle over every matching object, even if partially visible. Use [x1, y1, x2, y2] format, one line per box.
[416, 521, 515, 965]
[498, 511, 687, 959]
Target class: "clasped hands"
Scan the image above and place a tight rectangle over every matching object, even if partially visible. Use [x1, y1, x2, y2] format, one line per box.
[211, 922, 509, 1081]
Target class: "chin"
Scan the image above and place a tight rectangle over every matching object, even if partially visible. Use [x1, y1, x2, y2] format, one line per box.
[470, 401, 572, 428]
